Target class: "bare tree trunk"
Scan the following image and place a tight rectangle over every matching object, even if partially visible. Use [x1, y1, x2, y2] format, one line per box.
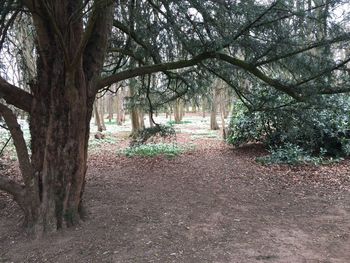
[186, 104, 190, 113]
[224, 94, 231, 119]
[107, 92, 114, 123]
[165, 106, 170, 119]
[192, 100, 197, 113]
[210, 84, 219, 130]
[131, 107, 141, 133]
[139, 109, 145, 129]
[129, 85, 143, 134]
[100, 97, 106, 130]
[115, 88, 125, 125]
[94, 100, 104, 132]
[218, 85, 227, 139]
[174, 99, 182, 123]
[180, 101, 185, 119]
[202, 97, 206, 118]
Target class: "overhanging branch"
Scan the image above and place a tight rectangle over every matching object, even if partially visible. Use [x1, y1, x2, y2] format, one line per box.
[215, 53, 302, 99]
[97, 51, 217, 89]
[98, 49, 350, 100]
[0, 77, 33, 112]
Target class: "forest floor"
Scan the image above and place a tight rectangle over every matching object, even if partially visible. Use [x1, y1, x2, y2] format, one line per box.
[1, 114, 350, 263]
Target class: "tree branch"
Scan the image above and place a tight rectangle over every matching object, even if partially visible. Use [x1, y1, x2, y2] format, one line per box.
[0, 77, 33, 112]
[0, 103, 34, 189]
[70, 2, 100, 70]
[98, 51, 217, 89]
[113, 20, 161, 63]
[215, 53, 302, 99]
[255, 33, 350, 66]
[83, 0, 115, 94]
[98, 51, 302, 99]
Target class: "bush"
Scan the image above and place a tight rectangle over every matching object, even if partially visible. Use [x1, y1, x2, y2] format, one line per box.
[227, 95, 350, 158]
[131, 125, 176, 146]
[121, 143, 183, 157]
[256, 143, 320, 165]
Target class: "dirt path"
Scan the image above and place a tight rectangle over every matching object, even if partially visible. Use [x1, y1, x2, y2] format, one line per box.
[1, 139, 350, 262]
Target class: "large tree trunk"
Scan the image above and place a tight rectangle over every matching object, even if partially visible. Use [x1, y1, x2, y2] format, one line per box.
[0, 0, 115, 234]
[29, 52, 94, 232]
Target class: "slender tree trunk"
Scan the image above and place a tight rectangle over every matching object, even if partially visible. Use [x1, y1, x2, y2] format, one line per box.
[192, 100, 197, 113]
[129, 85, 143, 134]
[210, 86, 219, 130]
[139, 110, 145, 129]
[218, 87, 227, 139]
[115, 88, 125, 125]
[174, 99, 182, 123]
[202, 97, 206, 118]
[94, 100, 104, 132]
[100, 97, 106, 130]
[107, 92, 114, 122]
[165, 107, 170, 119]
[186, 104, 190, 113]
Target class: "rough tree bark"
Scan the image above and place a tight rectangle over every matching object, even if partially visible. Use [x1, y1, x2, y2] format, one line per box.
[0, 1, 114, 234]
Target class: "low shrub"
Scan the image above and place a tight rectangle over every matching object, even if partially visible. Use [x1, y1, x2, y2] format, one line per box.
[256, 143, 320, 165]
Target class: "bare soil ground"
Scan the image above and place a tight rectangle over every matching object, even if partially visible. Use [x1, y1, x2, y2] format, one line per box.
[1, 117, 350, 263]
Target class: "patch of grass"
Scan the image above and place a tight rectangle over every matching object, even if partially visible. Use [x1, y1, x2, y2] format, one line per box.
[120, 143, 184, 157]
[167, 120, 192, 126]
[104, 120, 117, 125]
[190, 131, 219, 139]
[88, 134, 119, 149]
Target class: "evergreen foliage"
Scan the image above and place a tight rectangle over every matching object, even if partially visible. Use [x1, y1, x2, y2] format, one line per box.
[228, 94, 350, 158]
